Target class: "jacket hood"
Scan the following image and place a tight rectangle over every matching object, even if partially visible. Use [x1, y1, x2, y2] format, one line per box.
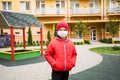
[56, 21, 69, 31]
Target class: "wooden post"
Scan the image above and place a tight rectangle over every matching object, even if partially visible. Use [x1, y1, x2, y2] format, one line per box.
[10, 27, 14, 61]
[23, 28, 26, 49]
[40, 28, 43, 56]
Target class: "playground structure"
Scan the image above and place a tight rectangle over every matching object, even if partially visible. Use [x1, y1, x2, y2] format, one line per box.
[0, 11, 43, 61]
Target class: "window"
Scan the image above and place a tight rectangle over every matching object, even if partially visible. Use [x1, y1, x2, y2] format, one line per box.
[40, 0, 45, 14]
[70, 0, 79, 14]
[20, 1, 30, 11]
[56, 0, 60, 8]
[2, 2, 12, 11]
[36, 0, 40, 8]
[56, 0, 65, 8]
[90, 0, 99, 8]
[15, 32, 20, 35]
[109, 0, 115, 7]
[56, 0, 65, 14]
[70, 0, 79, 9]
[37, 31, 40, 34]
[3, 32, 8, 34]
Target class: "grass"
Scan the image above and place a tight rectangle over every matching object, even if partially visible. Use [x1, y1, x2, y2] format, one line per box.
[89, 46, 120, 55]
[0, 49, 41, 60]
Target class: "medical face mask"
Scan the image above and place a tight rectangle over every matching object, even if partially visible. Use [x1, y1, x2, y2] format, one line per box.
[57, 31, 68, 38]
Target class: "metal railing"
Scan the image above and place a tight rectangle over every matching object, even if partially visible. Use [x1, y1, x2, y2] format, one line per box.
[35, 7, 65, 15]
[71, 7, 101, 15]
[107, 6, 120, 13]
[35, 6, 120, 15]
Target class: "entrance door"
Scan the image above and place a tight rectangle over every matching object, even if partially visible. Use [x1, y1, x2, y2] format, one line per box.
[91, 28, 97, 41]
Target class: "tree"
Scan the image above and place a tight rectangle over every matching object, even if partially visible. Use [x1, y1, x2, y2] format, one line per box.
[28, 27, 33, 46]
[106, 19, 120, 37]
[0, 29, 3, 34]
[75, 21, 90, 39]
[47, 31, 51, 46]
[54, 24, 57, 36]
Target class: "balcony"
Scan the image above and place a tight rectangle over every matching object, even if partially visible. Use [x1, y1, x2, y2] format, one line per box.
[71, 7, 101, 15]
[35, 7, 65, 16]
[107, 6, 120, 14]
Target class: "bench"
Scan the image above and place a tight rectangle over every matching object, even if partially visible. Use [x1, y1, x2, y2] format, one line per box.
[113, 37, 120, 41]
[112, 37, 120, 44]
[70, 39, 83, 42]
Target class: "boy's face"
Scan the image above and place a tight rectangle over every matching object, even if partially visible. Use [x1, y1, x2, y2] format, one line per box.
[58, 27, 66, 31]
[57, 27, 68, 39]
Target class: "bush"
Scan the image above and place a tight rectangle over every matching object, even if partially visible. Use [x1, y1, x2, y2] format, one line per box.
[32, 41, 36, 46]
[15, 41, 23, 47]
[84, 40, 90, 44]
[107, 38, 112, 44]
[74, 42, 77, 45]
[99, 38, 107, 43]
[73, 40, 90, 45]
[77, 42, 81, 45]
[36, 40, 40, 46]
[115, 41, 120, 44]
[112, 46, 120, 50]
[99, 38, 112, 44]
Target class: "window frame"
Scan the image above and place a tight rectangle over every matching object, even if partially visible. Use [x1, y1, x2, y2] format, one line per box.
[20, 1, 30, 11]
[2, 1, 12, 11]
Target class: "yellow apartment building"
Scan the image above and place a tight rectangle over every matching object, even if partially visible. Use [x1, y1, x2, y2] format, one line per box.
[0, 0, 120, 43]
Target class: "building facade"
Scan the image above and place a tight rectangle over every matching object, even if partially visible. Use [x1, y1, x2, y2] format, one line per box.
[0, 0, 120, 42]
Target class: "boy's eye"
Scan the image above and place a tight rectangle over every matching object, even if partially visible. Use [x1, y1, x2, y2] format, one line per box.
[60, 29, 66, 31]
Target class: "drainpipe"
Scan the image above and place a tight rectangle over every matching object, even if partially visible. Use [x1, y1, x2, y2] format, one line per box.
[103, 0, 107, 39]
[103, 0, 107, 20]
[101, 0, 104, 20]
[66, 0, 70, 21]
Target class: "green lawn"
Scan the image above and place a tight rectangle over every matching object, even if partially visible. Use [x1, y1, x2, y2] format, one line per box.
[0, 49, 41, 60]
[89, 46, 120, 55]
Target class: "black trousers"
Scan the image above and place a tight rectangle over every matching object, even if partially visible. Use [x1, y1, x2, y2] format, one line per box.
[52, 70, 69, 80]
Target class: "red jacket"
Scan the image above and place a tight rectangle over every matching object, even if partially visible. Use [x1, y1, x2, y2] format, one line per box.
[44, 37, 77, 71]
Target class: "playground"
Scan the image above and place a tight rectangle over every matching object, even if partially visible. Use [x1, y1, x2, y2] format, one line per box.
[0, 44, 120, 80]
[0, 11, 120, 80]
[0, 11, 43, 61]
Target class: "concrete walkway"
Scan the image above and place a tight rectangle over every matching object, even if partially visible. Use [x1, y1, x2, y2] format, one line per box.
[0, 44, 120, 80]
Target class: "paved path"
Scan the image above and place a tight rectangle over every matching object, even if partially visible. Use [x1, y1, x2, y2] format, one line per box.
[0, 44, 120, 80]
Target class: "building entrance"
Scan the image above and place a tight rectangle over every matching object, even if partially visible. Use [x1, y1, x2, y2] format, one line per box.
[90, 28, 97, 41]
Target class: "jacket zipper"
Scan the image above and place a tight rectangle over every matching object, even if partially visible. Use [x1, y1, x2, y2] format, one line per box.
[64, 41, 66, 71]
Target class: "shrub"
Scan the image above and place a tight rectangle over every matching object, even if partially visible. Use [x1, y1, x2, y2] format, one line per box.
[32, 41, 36, 46]
[36, 40, 40, 46]
[28, 27, 33, 46]
[47, 31, 51, 46]
[77, 42, 80, 45]
[84, 40, 90, 44]
[99, 38, 107, 43]
[112, 46, 120, 50]
[99, 38, 112, 44]
[115, 41, 120, 44]
[107, 38, 112, 44]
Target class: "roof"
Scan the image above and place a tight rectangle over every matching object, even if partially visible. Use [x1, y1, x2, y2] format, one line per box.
[0, 11, 43, 29]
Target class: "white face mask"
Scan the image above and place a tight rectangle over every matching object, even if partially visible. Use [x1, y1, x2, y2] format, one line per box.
[57, 31, 68, 38]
